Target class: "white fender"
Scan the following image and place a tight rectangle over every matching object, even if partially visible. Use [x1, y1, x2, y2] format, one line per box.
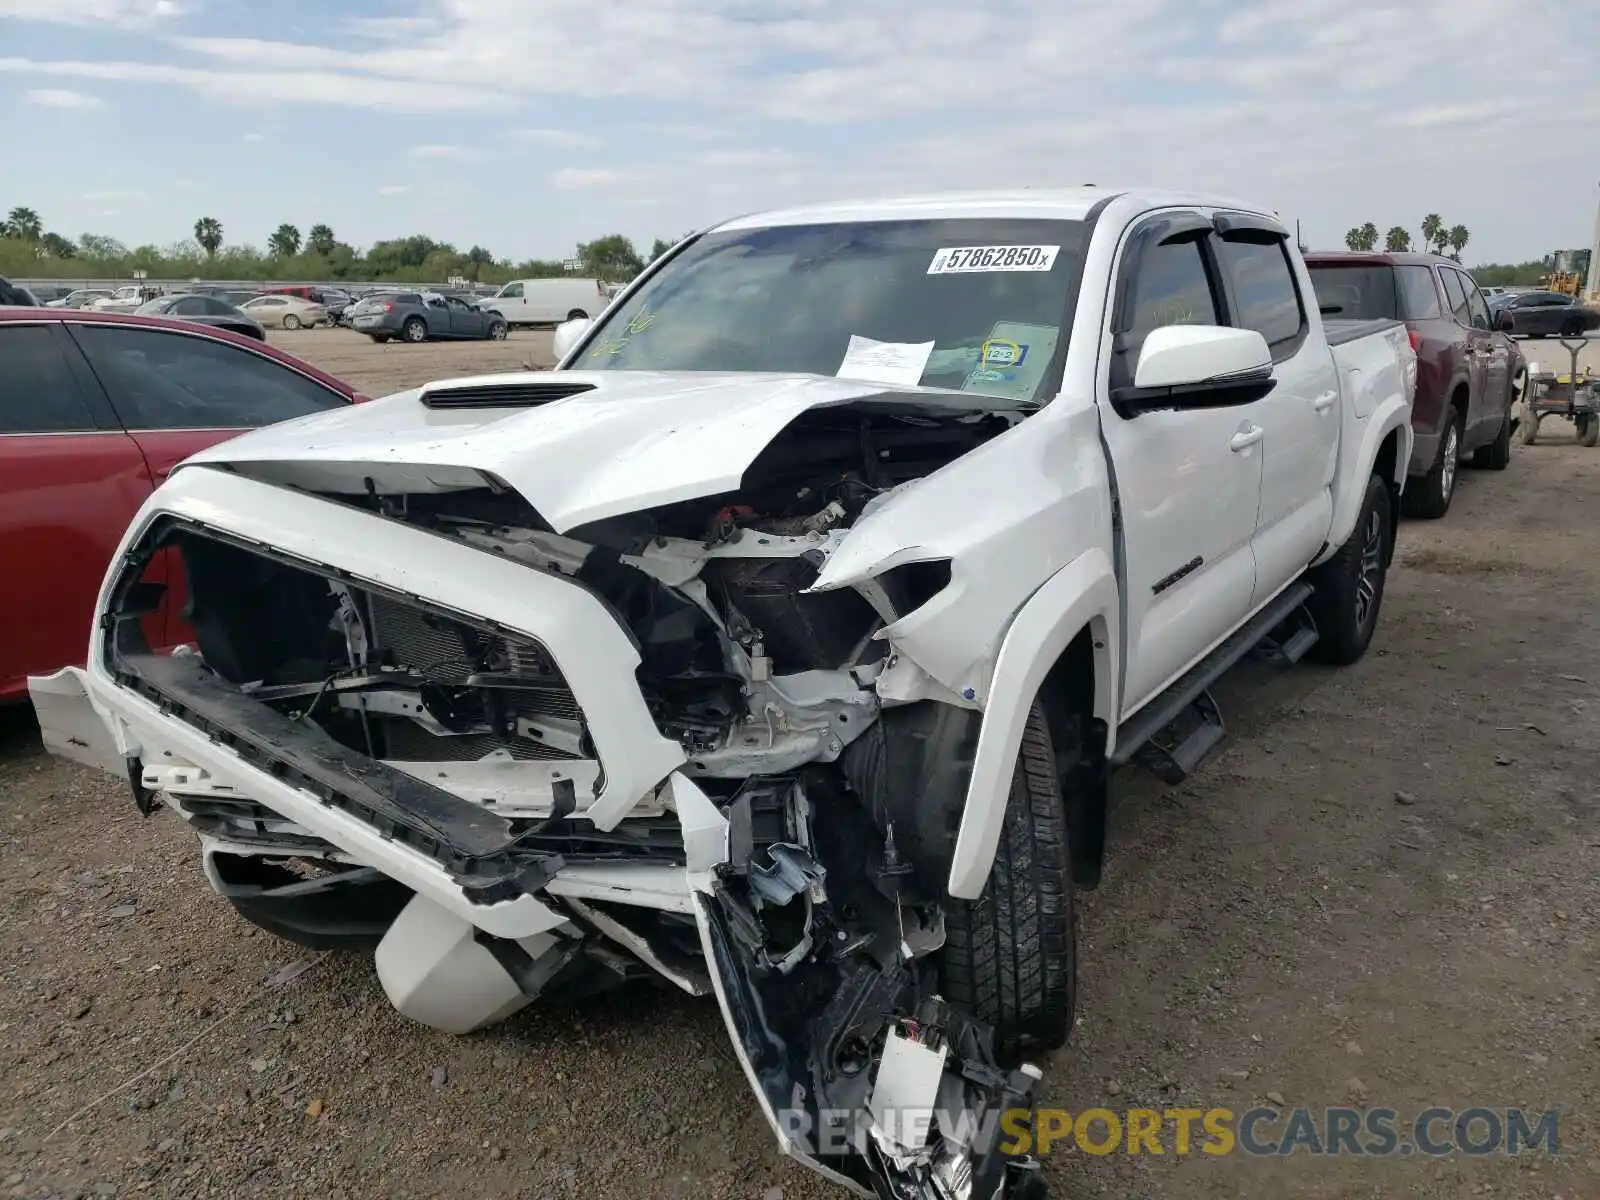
[946, 549, 1119, 900]
[1316, 395, 1412, 566]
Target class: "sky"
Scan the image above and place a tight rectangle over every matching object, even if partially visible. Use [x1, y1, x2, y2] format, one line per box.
[2, 0, 1598, 266]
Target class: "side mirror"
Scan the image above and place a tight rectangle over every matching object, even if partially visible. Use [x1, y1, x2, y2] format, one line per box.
[1114, 325, 1276, 416]
[552, 317, 592, 361]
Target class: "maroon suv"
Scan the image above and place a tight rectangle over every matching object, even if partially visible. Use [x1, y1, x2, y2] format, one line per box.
[1305, 252, 1524, 519]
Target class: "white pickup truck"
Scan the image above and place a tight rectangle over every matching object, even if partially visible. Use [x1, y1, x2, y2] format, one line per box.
[32, 188, 1415, 1199]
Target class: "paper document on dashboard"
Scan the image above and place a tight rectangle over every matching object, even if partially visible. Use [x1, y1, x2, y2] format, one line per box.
[836, 335, 935, 387]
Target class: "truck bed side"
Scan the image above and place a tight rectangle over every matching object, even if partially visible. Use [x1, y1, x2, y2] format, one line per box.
[1318, 317, 1416, 564]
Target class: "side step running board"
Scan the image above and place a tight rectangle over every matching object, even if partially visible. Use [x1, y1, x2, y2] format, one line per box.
[1112, 582, 1316, 783]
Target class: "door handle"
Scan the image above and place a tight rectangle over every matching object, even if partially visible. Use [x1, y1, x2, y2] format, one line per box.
[1229, 424, 1265, 452]
[1312, 391, 1336, 412]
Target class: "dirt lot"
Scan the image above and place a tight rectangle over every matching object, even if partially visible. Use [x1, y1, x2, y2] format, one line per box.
[2, 337, 1598, 1199]
[265, 326, 559, 394]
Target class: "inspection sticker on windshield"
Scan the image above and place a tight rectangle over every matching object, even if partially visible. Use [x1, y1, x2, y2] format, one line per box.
[927, 245, 1060, 274]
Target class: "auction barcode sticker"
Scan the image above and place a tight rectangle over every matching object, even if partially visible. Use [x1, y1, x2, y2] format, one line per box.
[928, 245, 1060, 274]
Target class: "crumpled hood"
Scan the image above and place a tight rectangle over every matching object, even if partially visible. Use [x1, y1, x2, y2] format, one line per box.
[182, 369, 1011, 532]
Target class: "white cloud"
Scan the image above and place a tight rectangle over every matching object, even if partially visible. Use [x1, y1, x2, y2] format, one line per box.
[0, 0, 183, 26]
[0, 56, 510, 111]
[407, 143, 481, 160]
[378, 184, 410, 195]
[510, 128, 601, 150]
[552, 167, 646, 190]
[240, 131, 264, 143]
[25, 87, 104, 108]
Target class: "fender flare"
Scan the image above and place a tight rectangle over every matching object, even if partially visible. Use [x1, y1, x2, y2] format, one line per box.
[1316, 398, 1412, 564]
[946, 548, 1119, 900]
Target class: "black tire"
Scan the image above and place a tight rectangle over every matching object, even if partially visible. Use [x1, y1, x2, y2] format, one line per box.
[369, 334, 390, 344]
[566, 308, 589, 321]
[1403, 407, 1462, 519]
[941, 700, 1075, 1066]
[1561, 318, 1583, 338]
[402, 317, 427, 344]
[487, 320, 508, 341]
[1580, 414, 1599, 448]
[1307, 472, 1391, 666]
[1471, 409, 1512, 470]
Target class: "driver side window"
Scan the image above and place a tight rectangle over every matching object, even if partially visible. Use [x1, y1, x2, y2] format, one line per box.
[1112, 225, 1223, 391]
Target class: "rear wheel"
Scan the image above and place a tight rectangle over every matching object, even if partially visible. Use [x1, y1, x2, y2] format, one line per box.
[368, 334, 390, 344]
[941, 699, 1075, 1066]
[1579, 414, 1599, 447]
[1308, 473, 1391, 665]
[403, 317, 427, 343]
[566, 308, 589, 321]
[281, 313, 302, 331]
[1404, 408, 1463, 519]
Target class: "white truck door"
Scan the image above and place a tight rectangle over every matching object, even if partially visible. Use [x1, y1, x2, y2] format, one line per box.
[1099, 215, 1264, 715]
[1212, 227, 1339, 605]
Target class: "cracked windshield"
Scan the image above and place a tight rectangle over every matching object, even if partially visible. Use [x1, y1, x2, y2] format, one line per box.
[571, 218, 1089, 403]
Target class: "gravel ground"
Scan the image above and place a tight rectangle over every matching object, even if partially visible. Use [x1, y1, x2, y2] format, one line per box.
[1, 336, 1597, 1199]
[265, 326, 559, 395]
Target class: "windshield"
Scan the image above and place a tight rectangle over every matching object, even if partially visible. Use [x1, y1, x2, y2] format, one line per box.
[569, 218, 1090, 403]
[135, 298, 173, 315]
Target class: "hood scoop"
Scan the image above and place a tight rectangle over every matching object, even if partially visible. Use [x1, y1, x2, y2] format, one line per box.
[421, 379, 598, 409]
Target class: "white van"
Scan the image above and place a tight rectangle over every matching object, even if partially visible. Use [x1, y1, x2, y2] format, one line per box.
[480, 277, 610, 328]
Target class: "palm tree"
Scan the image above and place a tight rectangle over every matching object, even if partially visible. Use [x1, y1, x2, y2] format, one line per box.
[5, 206, 43, 241]
[306, 223, 336, 256]
[194, 216, 223, 258]
[1420, 213, 1444, 255]
[1446, 225, 1469, 263]
[267, 223, 301, 257]
[1384, 226, 1412, 252]
[1344, 227, 1365, 251]
[1359, 222, 1379, 251]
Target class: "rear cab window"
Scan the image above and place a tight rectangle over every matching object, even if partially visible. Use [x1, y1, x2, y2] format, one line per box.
[1215, 234, 1305, 359]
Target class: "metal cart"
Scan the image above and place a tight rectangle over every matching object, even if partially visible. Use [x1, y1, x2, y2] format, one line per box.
[1520, 338, 1598, 447]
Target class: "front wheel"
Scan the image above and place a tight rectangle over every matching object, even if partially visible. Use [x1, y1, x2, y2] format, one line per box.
[1404, 410, 1461, 519]
[941, 700, 1075, 1066]
[487, 320, 508, 341]
[566, 308, 589, 321]
[1307, 472, 1392, 666]
[1562, 318, 1584, 338]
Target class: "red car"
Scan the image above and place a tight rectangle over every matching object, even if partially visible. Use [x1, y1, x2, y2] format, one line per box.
[1305, 252, 1523, 519]
[0, 308, 366, 701]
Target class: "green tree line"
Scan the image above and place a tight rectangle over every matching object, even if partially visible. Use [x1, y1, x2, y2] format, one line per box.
[1, 205, 692, 284]
[1342, 213, 1469, 259]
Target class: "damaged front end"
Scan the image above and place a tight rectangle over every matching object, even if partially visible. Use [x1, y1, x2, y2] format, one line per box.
[697, 775, 1047, 1199]
[44, 382, 1056, 1198]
